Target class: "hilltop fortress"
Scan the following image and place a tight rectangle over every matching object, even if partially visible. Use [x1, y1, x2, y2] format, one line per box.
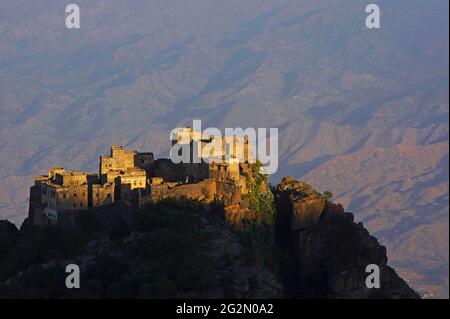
[22, 128, 421, 299]
[28, 128, 259, 226]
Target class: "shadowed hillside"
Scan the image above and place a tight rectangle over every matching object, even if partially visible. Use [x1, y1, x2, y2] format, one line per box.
[0, 180, 418, 299]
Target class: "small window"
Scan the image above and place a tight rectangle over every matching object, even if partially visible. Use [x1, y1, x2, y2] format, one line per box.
[73, 203, 76, 208]
[73, 193, 77, 197]
[63, 193, 67, 199]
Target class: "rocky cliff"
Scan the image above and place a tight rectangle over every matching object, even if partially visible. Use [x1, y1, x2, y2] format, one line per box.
[274, 177, 420, 299]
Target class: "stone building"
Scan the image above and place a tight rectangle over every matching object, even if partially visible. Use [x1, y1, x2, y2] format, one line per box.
[100, 146, 154, 180]
[91, 183, 115, 207]
[28, 128, 257, 226]
[172, 128, 255, 164]
[119, 167, 147, 190]
[99, 146, 136, 183]
[30, 168, 97, 225]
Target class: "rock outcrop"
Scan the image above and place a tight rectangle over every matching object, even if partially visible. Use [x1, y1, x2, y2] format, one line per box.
[0, 177, 420, 299]
[274, 177, 420, 299]
[0, 220, 20, 259]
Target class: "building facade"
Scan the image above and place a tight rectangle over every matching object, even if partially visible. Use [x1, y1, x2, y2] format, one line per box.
[28, 128, 255, 226]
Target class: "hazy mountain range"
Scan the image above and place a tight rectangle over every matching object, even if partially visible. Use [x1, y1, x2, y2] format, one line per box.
[0, 0, 448, 297]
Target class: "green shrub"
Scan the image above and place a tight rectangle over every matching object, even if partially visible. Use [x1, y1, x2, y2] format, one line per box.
[323, 191, 333, 200]
[242, 161, 275, 226]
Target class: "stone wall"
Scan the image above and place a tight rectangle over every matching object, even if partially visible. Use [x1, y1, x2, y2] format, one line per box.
[119, 168, 146, 190]
[54, 172, 89, 187]
[168, 179, 216, 201]
[99, 146, 136, 182]
[57, 184, 89, 211]
[216, 180, 241, 206]
[134, 152, 154, 172]
[152, 159, 209, 183]
[92, 183, 115, 207]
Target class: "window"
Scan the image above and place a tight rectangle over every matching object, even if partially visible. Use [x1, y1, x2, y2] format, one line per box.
[73, 193, 77, 197]
[63, 193, 67, 199]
